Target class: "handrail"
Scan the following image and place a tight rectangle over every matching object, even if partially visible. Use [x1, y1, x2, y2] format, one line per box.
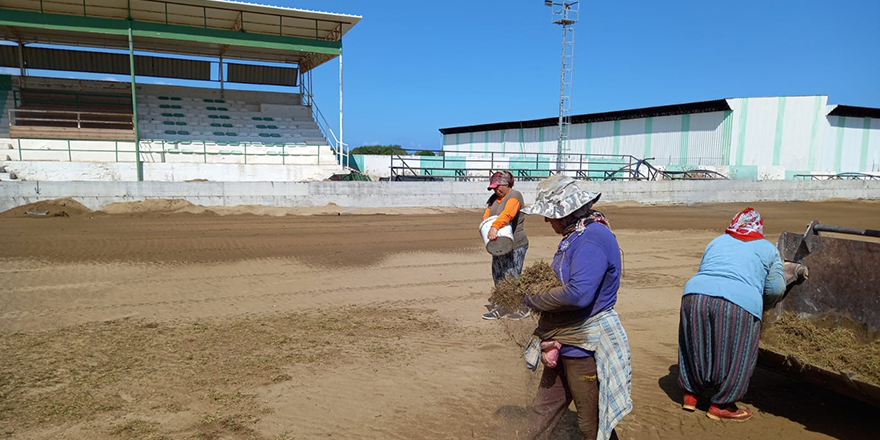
[11, 137, 333, 166]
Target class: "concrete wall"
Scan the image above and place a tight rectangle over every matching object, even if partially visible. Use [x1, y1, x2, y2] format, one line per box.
[1, 180, 878, 213]
[1, 161, 340, 182]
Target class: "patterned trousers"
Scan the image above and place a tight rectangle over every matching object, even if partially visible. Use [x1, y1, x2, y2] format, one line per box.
[491, 244, 528, 285]
[677, 293, 762, 404]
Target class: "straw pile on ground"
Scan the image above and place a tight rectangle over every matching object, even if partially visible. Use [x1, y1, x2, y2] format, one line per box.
[761, 312, 880, 384]
[490, 261, 562, 314]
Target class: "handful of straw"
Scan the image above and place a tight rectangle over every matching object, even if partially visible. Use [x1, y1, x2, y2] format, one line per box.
[490, 261, 562, 313]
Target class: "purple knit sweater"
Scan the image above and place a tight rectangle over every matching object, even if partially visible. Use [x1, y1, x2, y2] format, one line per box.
[528, 222, 622, 357]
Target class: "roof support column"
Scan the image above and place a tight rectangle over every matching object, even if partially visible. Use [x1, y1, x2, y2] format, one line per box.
[338, 45, 343, 169]
[17, 40, 25, 85]
[218, 54, 224, 99]
[128, 20, 142, 181]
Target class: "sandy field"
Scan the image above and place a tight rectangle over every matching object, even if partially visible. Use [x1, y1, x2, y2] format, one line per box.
[1, 199, 878, 439]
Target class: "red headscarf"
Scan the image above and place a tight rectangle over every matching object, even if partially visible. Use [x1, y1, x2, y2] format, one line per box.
[725, 207, 764, 241]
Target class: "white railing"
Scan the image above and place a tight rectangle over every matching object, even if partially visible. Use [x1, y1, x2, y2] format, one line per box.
[9, 109, 133, 130]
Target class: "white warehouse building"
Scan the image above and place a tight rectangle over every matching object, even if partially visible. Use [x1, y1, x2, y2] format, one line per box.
[439, 96, 880, 180]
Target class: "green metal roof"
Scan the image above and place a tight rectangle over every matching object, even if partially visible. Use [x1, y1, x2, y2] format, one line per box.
[0, 0, 360, 71]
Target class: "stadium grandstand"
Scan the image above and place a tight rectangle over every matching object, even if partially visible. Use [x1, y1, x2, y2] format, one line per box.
[392, 96, 880, 182]
[0, 0, 359, 182]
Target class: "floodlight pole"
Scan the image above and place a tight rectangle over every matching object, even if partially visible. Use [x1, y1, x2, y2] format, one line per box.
[128, 19, 143, 182]
[546, 1, 578, 172]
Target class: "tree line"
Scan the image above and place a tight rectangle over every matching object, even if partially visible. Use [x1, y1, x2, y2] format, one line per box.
[349, 145, 440, 156]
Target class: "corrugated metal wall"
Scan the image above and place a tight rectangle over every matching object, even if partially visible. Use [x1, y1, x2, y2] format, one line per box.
[441, 95, 879, 178]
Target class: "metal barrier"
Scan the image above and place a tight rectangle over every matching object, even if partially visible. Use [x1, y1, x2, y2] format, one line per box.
[388, 151, 729, 182]
[793, 173, 880, 181]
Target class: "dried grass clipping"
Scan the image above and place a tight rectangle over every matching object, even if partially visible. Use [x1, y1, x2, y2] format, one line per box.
[761, 312, 880, 384]
[490, 261, 562, 314]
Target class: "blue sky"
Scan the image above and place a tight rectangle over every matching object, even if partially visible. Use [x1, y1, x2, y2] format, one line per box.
[291, 0, 879, 151]
[4, 1, 878, 151]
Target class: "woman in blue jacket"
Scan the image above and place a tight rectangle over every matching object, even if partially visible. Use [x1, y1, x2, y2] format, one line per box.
[522, 175, 631, 440]
[678, 207, 786, 421]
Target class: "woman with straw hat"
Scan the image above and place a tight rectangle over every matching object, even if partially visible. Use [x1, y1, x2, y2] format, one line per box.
[521, 174, 631, 440]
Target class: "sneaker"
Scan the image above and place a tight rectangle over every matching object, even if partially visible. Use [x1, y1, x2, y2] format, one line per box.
[682, 392, 698, 411]
[706, 403, 752, 421]
[503, 309, 531, 321]
[482, 307, 504, 320]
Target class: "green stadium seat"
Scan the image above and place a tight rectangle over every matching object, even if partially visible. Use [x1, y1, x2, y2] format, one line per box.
[170, 97, 181, 101]
[267, 125, 277, 129]
[259, 133, 271, 138]
[159, 96, 170, 100]
[222, 123, 233, 128]
[228, 142, 240, 146]
[219, 115, 230, 120]
[215, 99, 226, 104]
[211, 123, 221, 127]
[231, 150, 243, 155]
[219, 150, 231, 154]
[209, 115, 219, 119]
[181, 148, 193, 154]
[207, 106, 217, 111]
[164, 130, 176, 135]
[170, 105, 182, 109]
[160, 104, 171, 109]
[252, 117, 262, 121]
[225, 132, 237, 136]
[257, 124, 266, 129]
[213, 131, 225, 136]
[270, 133, 281, 138]
[180, 141, 192, 145]
[161, 112, 173, 117]
[217, 107, 228, 111]
[163, 121, 175, 126]
[267, 151, 280, 156]
[203, 98, 214, 103]
[263, 117, 274, 121]
[166, 148, 181, 153]
[216, 141, 228, 146]
[175, 121, 187, 126]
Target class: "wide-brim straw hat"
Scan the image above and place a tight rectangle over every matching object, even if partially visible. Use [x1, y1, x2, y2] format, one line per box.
[521, 174, 601, 219]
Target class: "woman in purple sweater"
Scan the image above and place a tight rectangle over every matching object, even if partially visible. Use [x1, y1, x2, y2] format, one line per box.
[521, 175, 632, 440]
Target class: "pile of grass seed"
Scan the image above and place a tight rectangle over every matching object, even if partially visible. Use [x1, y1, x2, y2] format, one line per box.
[761, 312, 880, 384]
[490, 261, 562, 314]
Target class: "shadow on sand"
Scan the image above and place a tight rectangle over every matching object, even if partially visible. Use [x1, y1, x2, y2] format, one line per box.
[495, 405, 583, 440]
[658, 364, 880, 440]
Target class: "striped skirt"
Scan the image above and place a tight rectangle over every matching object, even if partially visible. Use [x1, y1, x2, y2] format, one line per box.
[677, 293, 761, 405]
[491, 244, 528, 285]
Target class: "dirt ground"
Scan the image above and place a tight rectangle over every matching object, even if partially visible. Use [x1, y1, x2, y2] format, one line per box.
[1, 199, 878, 439]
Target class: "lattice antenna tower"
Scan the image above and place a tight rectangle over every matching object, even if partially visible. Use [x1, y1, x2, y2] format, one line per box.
[545, 1, 579, 172]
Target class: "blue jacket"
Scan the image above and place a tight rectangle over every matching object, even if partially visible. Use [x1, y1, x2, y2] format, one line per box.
[683, 234, 786, 319]
[529, 222, 622, 356]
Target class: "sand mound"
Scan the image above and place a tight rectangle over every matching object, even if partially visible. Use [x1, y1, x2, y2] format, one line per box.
[99, 199, 195, 214]
[0, 198, 93, 218]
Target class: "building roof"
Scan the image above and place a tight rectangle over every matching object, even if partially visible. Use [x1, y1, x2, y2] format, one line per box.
[827, 105, 880, 120]
[0, 0, 361, 70]
[439, 99, 732, 135]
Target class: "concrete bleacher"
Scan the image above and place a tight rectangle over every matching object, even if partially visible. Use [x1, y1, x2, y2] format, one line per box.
[0, 78, 339, 168]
